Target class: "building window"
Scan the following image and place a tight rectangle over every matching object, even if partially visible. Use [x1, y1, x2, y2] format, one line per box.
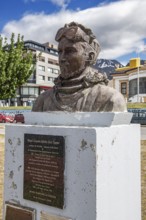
[21, 87, 39, 96]
[50, 49, 55, 54]
[38, 65, 45, 71]
[29, 87, 38, 95]
[48, 77, 54, 82]
[24, 42, 45, 51]
[33, 44, 45, 51]
[48, 58, 54, 64]
[53, 69, 59, 74]
[39, 75, 45, 81]
[47, 48, 58, 55]
[39, 56, 45, 62]
[28, 73, 36, 81]
[48, 67, 53, 73]
[121, 82, 127, 95]
[21, 87, 29, 95]
[48, 58, 59, 65]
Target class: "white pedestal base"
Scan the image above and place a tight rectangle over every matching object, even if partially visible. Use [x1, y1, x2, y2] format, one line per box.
[3, 113, 141, 220]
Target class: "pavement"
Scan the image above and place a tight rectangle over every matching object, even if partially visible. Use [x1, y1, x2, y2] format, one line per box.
[141, 125, 146, 139]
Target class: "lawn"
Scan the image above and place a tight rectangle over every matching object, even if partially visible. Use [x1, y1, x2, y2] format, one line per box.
[0, 103, 146, 111]
[0, 106, 32, 111]
[127, 103, 146, 109]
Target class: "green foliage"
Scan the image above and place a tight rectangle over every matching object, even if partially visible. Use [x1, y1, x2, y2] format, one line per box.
[0, 33, 35, 99]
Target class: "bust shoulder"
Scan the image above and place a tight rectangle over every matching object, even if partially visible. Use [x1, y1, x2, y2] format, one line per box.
[88, 84, 127, 112]
[32, 89, 53, 112]
[98, 84, 127, 112]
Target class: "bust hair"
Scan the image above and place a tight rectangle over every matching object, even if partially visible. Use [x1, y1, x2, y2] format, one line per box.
[55, 21, 101, 65]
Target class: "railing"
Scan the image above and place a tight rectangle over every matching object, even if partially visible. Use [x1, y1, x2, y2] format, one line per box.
[128, 108, 146, 125]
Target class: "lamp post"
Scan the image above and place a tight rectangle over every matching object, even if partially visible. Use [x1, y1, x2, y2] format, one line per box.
[137, 46, 146, 102]
[137, 54, 140, 103]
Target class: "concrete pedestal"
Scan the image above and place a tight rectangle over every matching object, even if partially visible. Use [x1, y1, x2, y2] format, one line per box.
[3, 112, 141, 220]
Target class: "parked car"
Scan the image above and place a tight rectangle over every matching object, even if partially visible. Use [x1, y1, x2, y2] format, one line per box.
[0, 113, 14, 123]
[14, 114, 25, 123]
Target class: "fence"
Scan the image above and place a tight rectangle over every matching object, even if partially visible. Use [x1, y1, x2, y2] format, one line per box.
[128, 108, 146, 125]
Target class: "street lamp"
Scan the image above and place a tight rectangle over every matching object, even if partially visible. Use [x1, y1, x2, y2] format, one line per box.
[137, 55, 140, 103]
[137, 46, 146, 103]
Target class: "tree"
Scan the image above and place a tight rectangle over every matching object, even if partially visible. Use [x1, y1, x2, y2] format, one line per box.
[0, 33, 35, 99]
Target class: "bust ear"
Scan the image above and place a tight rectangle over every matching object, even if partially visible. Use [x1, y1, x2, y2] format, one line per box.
[89, 52, 95, 59]
[88, 52, 96, 65]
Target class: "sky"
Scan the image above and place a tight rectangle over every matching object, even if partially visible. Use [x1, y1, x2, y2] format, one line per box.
[0, 0, 146, 65]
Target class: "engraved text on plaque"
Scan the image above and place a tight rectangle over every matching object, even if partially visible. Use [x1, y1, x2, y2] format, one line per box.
[24, 134, 65, 208]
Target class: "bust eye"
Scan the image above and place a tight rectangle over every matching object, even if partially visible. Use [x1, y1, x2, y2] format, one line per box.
[58, 50, 62, 54]
[65, 48, 76, 53]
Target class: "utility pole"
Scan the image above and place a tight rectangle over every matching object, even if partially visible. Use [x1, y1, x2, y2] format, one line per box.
[137, 53, 140, 103]
[137, 46, 146, 102]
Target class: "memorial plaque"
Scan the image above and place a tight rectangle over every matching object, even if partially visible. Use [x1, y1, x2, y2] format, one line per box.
[5, 204, 35, 220]
[40, 211, 72, 220]
[24, 134, 65, 208]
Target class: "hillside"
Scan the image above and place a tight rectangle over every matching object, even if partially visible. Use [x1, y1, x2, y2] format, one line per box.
[94, 59, 124, 79]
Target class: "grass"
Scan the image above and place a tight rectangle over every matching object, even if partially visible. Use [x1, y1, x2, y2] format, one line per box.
[0, 106, 32, 110]
[0, 103, 146, 110]
[127, 103, 146, 109]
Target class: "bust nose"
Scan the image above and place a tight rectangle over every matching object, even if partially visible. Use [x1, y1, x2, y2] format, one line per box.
[60, 58, 66, 63]
[59, 52, 66, 63]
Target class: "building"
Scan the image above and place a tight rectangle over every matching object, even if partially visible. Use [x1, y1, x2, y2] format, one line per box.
[111, 58, 146, 103]
[15, 40, 60, 106]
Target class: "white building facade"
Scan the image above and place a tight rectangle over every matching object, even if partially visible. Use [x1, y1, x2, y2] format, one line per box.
[16, 40, 60, 106]
[112, 61, 146, 103]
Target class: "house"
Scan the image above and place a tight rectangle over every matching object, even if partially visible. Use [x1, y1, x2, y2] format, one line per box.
[111, 58, 146, 102]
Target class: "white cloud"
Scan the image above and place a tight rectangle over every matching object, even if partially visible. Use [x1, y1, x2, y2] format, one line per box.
[49, 0, 70, 9]
[1, 0, 146, 60]
[23, 0, 71, 8]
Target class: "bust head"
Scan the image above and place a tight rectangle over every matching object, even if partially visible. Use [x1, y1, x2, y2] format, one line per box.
[55, 22, 100, 79]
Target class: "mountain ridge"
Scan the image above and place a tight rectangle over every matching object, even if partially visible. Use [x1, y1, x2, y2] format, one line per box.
[94, 58, 124, 79]
[95, 59, 146, 79]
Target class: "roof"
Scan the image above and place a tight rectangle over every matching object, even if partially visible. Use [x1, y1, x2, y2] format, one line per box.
[24, 40, 58, 56]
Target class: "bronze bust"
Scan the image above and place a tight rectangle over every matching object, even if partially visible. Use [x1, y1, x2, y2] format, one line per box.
[32, 22, 126, 112]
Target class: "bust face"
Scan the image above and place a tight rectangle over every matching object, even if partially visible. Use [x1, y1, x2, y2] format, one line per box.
[58, 37, 88, 79]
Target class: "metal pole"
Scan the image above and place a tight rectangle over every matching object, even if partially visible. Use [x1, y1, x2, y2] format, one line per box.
[137, 53, 140, 103]
[137, 46, 146, 102]
[137, 64, 140, 103]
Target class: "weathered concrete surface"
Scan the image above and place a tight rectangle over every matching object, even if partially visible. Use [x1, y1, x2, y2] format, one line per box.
[141, 126, 146, 220]
[141, 140, 146, 220]
[24, 112, 132, 127]
[4, 121, 141, 220]
[1, 124, 146, 220]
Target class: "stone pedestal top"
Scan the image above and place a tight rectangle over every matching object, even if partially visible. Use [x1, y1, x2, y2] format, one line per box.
[24, 112, 133, 127]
